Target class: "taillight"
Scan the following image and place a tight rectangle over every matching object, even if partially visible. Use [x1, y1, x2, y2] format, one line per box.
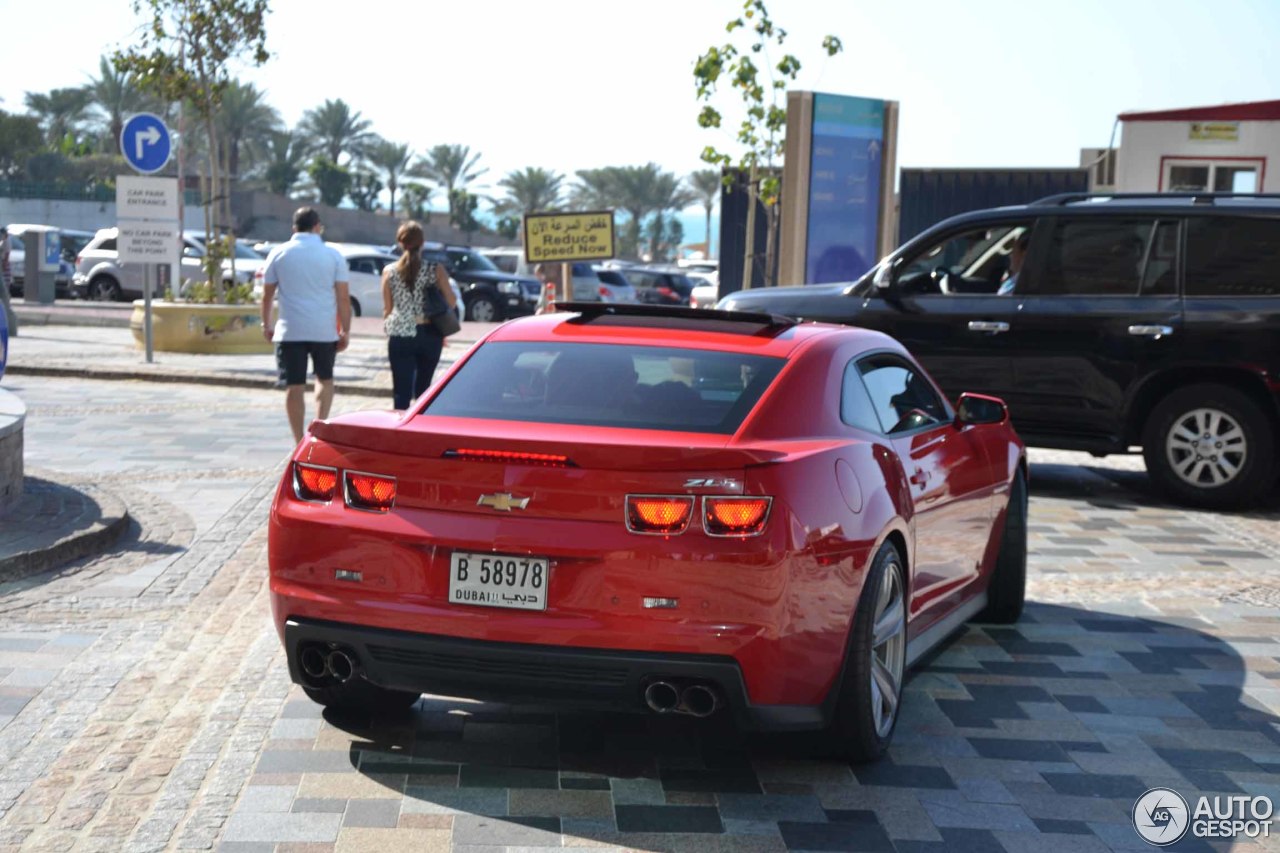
[657, 285, 674, 297]
[344, 471, 397, 512]
[75, 254, 82, 266]
[446, 448, 572, 467]
[599, 286, 611, 299]
[703, 496, 772, 537]
[293, 463, 338, 503]
[626, 495, 694, 535]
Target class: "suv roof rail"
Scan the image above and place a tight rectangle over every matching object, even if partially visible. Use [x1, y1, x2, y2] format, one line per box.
[1034, 191, 1280, 206]
[555, 301, 798, 334]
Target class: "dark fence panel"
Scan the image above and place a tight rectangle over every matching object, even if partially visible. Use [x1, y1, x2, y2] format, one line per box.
[718, 169, 778, 297]
[898, 169, 1089, 244]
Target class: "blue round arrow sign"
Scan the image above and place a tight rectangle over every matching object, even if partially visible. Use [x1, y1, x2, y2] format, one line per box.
[120, 113, 172, 174]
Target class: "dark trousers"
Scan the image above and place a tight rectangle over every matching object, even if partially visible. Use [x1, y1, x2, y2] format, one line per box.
[388, 325, 444, 410]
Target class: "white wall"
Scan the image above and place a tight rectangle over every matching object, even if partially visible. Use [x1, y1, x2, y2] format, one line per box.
[1116, 120, 1280, 192]
[0, 198, 206, 234]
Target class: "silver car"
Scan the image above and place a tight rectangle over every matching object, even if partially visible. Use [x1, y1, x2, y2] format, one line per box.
[71, 228, 253, 301]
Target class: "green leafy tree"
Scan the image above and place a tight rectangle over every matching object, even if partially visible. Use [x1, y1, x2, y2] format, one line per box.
[400, 183, 433, 222]
[688, 169, 722, 258]
[307, 156, 351, 207]
[414, 144, 487, 221]
[495, 215, 520, 240]
[216, 80, 281, 180]
[85, 56, 157, 154]
[448, 188, 481, 239]
[23, 88, 94, 146]
[349, 170, 383, 212]
[113, 0, 271, 297]
[694, 0, 842, 287]
[299, 98, 371, 164]
[364, 137, 413, 217]
[570, 167, 618, 210]
[0, 110, 43, 177]
[646, 170, 696, 259]
[497, 166, 563, 216]
[262, 129, 307, 196]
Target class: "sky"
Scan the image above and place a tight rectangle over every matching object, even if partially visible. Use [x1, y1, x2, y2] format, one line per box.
[4, 0, 1280, 228]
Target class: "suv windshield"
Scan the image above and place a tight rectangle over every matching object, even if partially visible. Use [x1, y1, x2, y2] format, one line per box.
[425, 342, 785, 434]
[447, 250, 499, 273]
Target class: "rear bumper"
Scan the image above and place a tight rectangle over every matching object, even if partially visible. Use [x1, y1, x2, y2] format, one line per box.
[283, 617, 829, 732]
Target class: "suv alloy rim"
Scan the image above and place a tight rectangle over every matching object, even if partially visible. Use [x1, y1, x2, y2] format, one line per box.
[870, 559, 906, 738]
[1165, 407, 1248, 488]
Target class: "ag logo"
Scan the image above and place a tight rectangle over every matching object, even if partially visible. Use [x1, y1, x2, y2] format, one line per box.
[1133, 787, 1190, 846]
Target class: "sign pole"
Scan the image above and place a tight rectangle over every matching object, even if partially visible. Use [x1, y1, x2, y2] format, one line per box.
[143, 264, 154, 363]
[560, 262, 572, 304]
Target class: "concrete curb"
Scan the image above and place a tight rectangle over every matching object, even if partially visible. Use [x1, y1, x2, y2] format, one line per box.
[4, 364, 390, 397]
[0, 477, 131, 584]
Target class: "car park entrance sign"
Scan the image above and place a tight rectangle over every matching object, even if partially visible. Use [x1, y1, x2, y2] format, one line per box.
[523, 210, 615, 263]
[120, 113, 172, 175]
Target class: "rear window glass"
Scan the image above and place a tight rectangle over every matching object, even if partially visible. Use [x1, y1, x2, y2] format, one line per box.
[425, 342, 785, 434]
[1185, 216, 1280, 297]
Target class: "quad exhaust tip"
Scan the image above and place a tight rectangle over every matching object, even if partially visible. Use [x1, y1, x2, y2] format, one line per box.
[682, 684, 720, 718]
[326, 649, 356, 683]
[643, 681, 680, 713]
[300, 646, 328, 680]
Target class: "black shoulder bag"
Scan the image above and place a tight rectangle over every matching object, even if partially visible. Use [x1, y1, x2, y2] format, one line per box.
[421, 261, 461, 337]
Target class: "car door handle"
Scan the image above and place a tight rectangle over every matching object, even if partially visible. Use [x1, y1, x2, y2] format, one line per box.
[909, 469, 929, 487]
[967, 320, 1009, 334]
[1128, 325, 1174, 338]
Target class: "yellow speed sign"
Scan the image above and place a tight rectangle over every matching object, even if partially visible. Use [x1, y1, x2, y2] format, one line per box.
[523, 210, 615, 263]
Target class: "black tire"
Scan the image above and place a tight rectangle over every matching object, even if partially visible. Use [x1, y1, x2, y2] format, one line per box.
[88, 275, 121, 302]
[978, 469, 1026, 624]
[466, 292, 499, 323]
[826, 541, 907, 762]
[302, 679, 421, 715]
[1142, 384, 1276, 509]
[349, 296, 362, 317]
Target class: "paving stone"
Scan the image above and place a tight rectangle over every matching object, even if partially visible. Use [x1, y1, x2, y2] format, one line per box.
[614, 805, 723, 833]
[220, 812, 342, 844]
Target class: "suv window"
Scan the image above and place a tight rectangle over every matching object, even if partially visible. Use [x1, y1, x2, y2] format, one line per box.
[857, 354, 948, 434]
[1038, 218, 1155, 296]
[1185, 216, 1280, 297]
[348, 257, 380, 276]
[98, 238, 117, 252]
[447, 250, 499, 273]
[898, 224, 1029, 295]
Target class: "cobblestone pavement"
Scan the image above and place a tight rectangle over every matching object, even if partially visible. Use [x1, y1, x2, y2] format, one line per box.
[0, 375, 1277, 852]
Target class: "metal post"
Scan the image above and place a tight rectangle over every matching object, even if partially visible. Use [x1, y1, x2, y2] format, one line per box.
[560, 261, 572, 304]
[143, 264, 154, 363]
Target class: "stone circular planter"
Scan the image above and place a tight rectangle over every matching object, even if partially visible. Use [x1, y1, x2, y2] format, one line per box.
[0, 388, 26, 513]
[130, 301, 273, 354]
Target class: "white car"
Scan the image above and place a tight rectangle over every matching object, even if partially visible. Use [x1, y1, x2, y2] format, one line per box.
[687, 271, 719, 309]
[256, 243, 462, 322]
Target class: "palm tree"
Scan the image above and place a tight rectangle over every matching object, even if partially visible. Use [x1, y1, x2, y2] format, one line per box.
[689, 169, 721, 258]
[298, 99, 371, 164]
[24, 87, 93, 146]
[216, 81, 282, 180]
[497, 167, 563, 216]
[84, 57, 154, 154]
[364, 137, 414, 217]
[646, 171, 697, 259]
[261, 129, 309, 196]
[412, 144, 487, 220]
[610, 163, 667, 259]
[570, 168, 618, 210]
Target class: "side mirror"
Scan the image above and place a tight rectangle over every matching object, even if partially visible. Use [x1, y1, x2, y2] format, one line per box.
[955, 392, 1008, 426]
[872, 260, 897, 291]
[182, 246, 203, 258]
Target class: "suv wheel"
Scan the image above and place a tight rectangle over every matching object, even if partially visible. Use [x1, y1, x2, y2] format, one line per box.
[466, 292, 499, 323]
[1142, 384, 1276, 508]
[88, 275, 121, 302]
[825, 541, 906, 762]
[349, 296, 362, 317]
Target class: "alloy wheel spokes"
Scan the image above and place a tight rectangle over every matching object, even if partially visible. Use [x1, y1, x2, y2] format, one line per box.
[870, 561, 906, 738]
[1166, 407, 1247, 488]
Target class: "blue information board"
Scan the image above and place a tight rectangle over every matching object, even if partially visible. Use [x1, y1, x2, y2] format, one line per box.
[805, 94, 886, 284]
[120, 113, 172, 174]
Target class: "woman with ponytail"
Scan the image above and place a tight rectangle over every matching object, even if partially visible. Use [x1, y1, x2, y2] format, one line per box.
[381, 221, 457, 410]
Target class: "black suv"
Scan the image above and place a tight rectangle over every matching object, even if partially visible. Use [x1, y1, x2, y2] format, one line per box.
[722, 193, 1280, 508]
[424, 244, 541, 322]
[624, 265, 696, 306]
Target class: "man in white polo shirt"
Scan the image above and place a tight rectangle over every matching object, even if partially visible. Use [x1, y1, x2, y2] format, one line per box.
[259, 207, 351, 444]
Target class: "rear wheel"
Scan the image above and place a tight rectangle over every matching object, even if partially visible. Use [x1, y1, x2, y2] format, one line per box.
[349, 296, 362, 317]
[466, 292, 499, 323]
[88, 275, 121, 302]
[977, 469, 1026, 624]
[1142, 384, 1276, 509]
[826, 542, 907, 762]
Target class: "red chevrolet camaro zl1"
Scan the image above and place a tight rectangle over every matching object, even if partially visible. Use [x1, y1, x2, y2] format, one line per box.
[269, 303, 1027, 759]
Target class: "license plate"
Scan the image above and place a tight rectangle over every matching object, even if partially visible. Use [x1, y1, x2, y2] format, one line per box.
[448, 552, 549, 611]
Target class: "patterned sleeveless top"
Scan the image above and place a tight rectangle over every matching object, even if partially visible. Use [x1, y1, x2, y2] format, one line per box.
[383, 260, 436, 337]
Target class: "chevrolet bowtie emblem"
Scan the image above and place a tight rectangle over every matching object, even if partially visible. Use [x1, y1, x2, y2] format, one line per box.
[476, 493, 530, 512]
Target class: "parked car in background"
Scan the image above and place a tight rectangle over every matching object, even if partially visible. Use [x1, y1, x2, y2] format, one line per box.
[71, 228, 253, 301]
[722, 192, 1280, 508]
[479, 246, 522, 275]
[424, 244, 541, 323]
[289, 244, 461, 322]
[269, 303, 1027, 760]
[624, 265, 696, 306]
[689, 273, 719, 309]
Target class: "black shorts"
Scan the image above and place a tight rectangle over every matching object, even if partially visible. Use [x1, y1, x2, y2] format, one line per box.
[278, 341, 337, 386]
